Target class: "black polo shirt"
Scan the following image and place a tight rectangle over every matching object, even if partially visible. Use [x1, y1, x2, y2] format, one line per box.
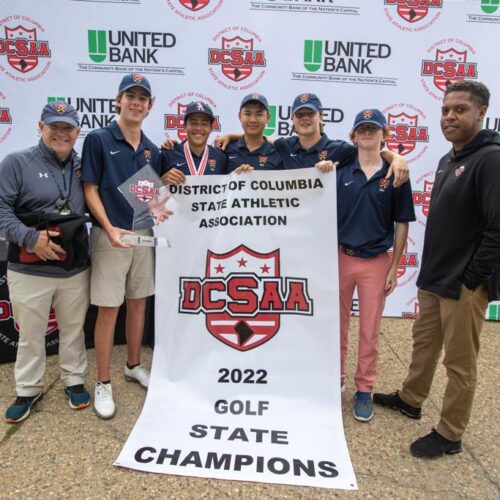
[337, 158, 415, 257]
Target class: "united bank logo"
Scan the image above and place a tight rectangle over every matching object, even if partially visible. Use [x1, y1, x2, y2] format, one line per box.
[179, 245, 313, 351]
[383, 0, 442, 31]
[47, 96, 117, 137]
[421, 40, 478, 100]
[164, 92, 221, 140]
[294, 39, 395, 86]
[384, 103, 429, 163]
[80, 29, 182, 75]
[0, 91, 13, 145]
[263, 103, 344, 137]
[481, 0, 499, 13]
[166, 0, 224, 19]
[466, 0, 500, 23]
[208, 27, 266, 91]
[0, 17, 51, 82]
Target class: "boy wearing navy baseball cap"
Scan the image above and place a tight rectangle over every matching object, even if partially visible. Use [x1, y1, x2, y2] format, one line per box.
[81, 73, 163, 419]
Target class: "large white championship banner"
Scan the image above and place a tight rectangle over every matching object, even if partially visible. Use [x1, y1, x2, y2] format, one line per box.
[0, 0, 499, 320]
[115, 169, 357, 489]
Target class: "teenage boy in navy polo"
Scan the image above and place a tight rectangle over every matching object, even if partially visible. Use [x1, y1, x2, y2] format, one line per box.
[160, 101, 226, 184]
[337, 109, 415, 422]
[226, 93, 282, 173]
[81, 73, 160, 419]
[216, 93, 409, 185]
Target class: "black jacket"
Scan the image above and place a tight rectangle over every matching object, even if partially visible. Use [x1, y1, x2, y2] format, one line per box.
[417, 130, 500, 302]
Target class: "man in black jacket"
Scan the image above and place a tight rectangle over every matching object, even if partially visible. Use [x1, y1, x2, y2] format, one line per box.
[374, 81, 500, 458]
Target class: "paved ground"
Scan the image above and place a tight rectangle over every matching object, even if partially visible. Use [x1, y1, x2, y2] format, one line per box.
[0, 318, 498, 499]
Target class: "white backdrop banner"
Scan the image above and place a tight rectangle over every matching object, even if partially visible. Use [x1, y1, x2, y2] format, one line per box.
[115, 168, 357, 489]
[1, 2, 499, 315]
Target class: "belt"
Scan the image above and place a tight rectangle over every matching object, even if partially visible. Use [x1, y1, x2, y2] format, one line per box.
[338, 245, 360, 257]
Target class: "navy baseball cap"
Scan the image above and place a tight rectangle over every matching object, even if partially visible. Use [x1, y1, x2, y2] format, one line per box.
[353, 108, 387, 129]
[292, 93, 322, 114]
[184, 101, 215, 124]
[240, 93, 269, 110]
[118, 73, 152, 96]
[41, 102, 79, 128]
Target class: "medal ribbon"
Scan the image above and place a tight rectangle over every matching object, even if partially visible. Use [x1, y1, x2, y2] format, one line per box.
[184, 141, 209, 176]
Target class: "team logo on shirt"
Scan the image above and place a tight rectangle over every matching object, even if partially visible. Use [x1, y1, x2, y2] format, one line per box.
[129, 179, 160, 203]
[421, 40, 478, 99]
[455, 165, 465, 177]
[208, 159, 216, 170]
[259, 155, 267, 167]
[208, 27, 267, 91]
[379, 178, 390, 191]
[178, 245, 313, 351]
[0, 20, 52, 81]
[318, 150, 327, 161]
[144, 149, 151, 162]
[385, 105, 429, 161]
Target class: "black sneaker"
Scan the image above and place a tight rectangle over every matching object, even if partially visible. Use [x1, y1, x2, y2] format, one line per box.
[5, 393, 43, 423]
[410, 428, 462, 458]
[65, 384, 91, 410]
[373, 391, 421, 419]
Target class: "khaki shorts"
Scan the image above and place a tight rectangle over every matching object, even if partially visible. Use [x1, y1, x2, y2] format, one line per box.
[90, 226, 155, 306]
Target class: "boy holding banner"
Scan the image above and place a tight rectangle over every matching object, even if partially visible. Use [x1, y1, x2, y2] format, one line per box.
[225, 93, 283, 173]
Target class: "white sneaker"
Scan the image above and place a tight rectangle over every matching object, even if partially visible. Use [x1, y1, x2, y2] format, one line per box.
[94, 382, 116, 419]
[124, 364, 150, 389]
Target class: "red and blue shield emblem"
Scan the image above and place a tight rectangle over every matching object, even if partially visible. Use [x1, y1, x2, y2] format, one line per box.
[5, 25, 38, 73]
[205, 245, 280, 351]
[222, 36, 254, 82]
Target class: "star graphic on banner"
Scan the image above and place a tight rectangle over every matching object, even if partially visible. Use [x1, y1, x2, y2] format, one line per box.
[237, 258, 248, 268]
[215, 264, 225, 274]
[260, 264, 271, 274]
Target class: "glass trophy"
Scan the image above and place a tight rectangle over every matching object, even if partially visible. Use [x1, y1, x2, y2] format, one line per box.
[117, 164, 171, 247]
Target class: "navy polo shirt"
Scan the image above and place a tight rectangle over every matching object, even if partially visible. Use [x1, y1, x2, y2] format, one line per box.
[274, 134, 355, 170]
[337, 158, 415, 257]
[160, 141, 227, 176]
[226, 137, 283, 173]
[81, 121, 160, 230]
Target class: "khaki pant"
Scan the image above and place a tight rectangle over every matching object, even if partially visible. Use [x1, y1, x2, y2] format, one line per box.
[8, 269, 90, 396]
[400, 285, 488, 441]
[90, 226, 155, 307]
